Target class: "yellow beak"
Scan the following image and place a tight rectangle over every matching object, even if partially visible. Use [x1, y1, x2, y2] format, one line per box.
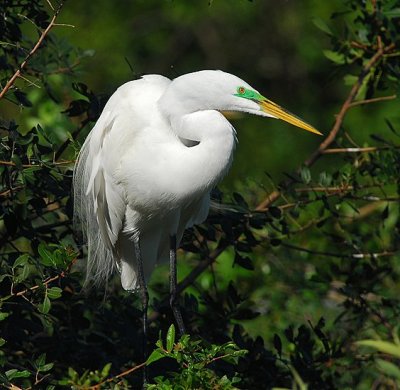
[259, 98, 322, 135]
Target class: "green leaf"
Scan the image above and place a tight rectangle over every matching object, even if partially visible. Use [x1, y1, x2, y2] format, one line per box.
[15, 264, 31, 283]
[36, 353, 46, 367]
[166, 324, 176, 353]
[383, 8, 400, 17]
[312, 17, 333, 35]
[147, 349, 166, 365]
[344, 71, 372, 101]
[376, 359, 400, 380]
[101, 363, 112, 378]
[47, 287, 62, 300]
[323, 50, 345, 64]
[344, 74, 358, 86]
[300, 167, 311, 184]
[39, 363, 54, 372]
[0, 312, 10, 322]
[13, 254, 30, 268]
[356, 340, 400, 358]
[38, 243, 56, 267]
[38, 296, 51, 314]
[6, 369, 31, 380]
[0, 338, 6, 347]
[319, 171, 332, 187]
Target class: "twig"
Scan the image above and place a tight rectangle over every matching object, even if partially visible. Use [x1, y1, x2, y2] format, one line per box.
[0, 186, 24, 197]
[17, 74, 41, 89]
[348, 94, 397, 107]
[294, 185, 354, 193]
[0, 3, 64, 100]
[11, 257, 77, 297]
[0, 159, 75, 168]
[86, 362, 146, 389]
[255, 41, 396, 211]
[280, 242, 396, 259]
[322, 145, 399, 154]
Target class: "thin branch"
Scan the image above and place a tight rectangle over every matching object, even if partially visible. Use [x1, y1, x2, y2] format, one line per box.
[17, 74, 41, 89]
[46, 0, 55, 11]
[11, 257, 77, 298]
[86, 362, 146, 389]
[0, 159, 75, 168]
[322, 145, 399, 154]
[348, 94, 397, 107]
[294, 185, 354, 193]
[53, 23, 75, 28]
[280, 242, 396, 259]
[0, 3, 64, 100]
[0, 186, 24, 197]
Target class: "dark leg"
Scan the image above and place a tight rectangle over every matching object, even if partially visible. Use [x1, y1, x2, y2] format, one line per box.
[169, 234, 186, 335]
[133, 232, 148, 386]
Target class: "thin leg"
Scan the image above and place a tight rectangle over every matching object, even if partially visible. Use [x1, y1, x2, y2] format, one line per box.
[133, 232, 148, 386]
[169, 234, 186, 335]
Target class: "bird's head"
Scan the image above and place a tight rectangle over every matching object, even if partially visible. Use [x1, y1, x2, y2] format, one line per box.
[160, 70, 321, 135]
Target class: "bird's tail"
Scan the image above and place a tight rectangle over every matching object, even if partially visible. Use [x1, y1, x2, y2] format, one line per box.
[73, 132, 117, 288]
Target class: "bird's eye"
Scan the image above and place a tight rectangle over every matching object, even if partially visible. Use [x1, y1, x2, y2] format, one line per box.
[237, 86, 246, 95]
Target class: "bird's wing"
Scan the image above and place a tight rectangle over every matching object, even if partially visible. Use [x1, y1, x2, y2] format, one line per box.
[74, 109, 125, 285]
[73, 74, 171, 287]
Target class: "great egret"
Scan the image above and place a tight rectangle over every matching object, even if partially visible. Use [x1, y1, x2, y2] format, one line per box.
[73, 70, 320, 339]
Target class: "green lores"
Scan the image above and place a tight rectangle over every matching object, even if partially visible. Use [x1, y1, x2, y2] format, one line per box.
[234, 86, 265, 101]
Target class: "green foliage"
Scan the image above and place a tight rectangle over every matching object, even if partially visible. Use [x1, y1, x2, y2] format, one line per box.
[59, 363, 113, 388]
[147, 324, 246, 389]
[1, 0, 400, 389]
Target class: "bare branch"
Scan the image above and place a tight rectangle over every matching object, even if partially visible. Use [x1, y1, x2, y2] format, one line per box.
[348, 94, 397, 107]
[87, 362, 147, 389]
[322, 145, 400, 154]
[280, 242, 396, 259]
[0, 159, 75, 168]
[0, 3, 65, 100]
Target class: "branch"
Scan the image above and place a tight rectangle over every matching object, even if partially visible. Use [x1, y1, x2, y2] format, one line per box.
[348, 94, 397, 107]
[280, 242, 396, 259]
[0, 3, 64, 100]
[256, 41, 396, 211]
[0, 159, 74, 168]
[86, 362, 146, 390]
[11, 257, 77, 298]
[322, 145, 399, 154]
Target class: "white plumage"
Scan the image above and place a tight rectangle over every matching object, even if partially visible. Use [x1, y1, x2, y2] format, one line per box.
[73, 70, 320, 292]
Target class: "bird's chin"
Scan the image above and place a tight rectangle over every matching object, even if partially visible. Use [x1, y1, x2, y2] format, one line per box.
[240, 107, 277, 118]
[221, 107, 277, 119]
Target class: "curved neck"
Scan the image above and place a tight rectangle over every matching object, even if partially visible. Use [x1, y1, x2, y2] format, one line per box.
[166, 110, 237, 195]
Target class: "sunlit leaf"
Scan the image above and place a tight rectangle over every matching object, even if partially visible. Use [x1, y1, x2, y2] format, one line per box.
[356, 340, 400, 358]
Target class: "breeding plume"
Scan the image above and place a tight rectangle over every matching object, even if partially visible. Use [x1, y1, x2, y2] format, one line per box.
[73, 70, 320, 335]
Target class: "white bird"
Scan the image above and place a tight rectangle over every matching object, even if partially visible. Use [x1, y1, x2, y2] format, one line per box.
[73, 70, 320, 336]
